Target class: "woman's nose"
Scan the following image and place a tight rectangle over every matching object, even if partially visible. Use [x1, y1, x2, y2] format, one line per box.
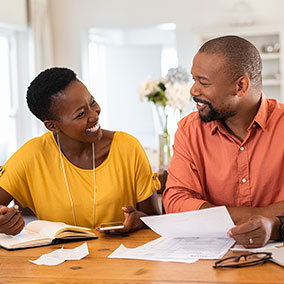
[88, 108, 99, 122]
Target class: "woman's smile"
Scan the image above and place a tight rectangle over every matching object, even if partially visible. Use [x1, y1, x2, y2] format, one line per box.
[86, 122, 100, 133]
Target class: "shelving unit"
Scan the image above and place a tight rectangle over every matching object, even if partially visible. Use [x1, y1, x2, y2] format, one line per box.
[197, 27, 284, 102]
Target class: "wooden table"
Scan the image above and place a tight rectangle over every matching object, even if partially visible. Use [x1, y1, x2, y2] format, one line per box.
[0, 229, 283, 283]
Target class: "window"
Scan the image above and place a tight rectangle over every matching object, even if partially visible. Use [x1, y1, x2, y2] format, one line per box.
[0, 32, 17, 165]
[0, 26, 31, 165]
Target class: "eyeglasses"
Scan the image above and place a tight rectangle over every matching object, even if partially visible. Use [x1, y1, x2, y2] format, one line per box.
[213, 252, 272, 269]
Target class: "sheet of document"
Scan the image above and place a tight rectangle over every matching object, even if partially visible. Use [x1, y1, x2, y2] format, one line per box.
[108, 236, 235, 262]
[231, 241, 283, 252]
[140, 206, 235, 238]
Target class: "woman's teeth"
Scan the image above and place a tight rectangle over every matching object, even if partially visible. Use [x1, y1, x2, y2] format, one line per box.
[86, 124, 100, 132]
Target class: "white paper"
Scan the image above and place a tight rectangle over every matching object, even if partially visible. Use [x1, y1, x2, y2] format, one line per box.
[29, 242, 89, 266]
[109, 243, 198, 263]
[109, 206, 236, 263]
[108, 236, 235, 262]
[231, 241, 283, 252]
[140, 206, 235, 238]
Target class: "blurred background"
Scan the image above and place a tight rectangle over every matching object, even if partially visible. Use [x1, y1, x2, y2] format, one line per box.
[1, 0, 284, 169]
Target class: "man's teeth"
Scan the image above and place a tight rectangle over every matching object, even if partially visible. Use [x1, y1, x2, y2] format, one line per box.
[86, 124, 100, 132]
[197, 102, 205, 106]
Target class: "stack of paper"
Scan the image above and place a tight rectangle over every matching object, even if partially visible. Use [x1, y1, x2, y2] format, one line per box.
[109, 206, 236, 263]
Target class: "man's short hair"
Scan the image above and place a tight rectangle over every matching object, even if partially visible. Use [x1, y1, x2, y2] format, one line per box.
[199, 35, 262, 90]
[26, 67, 77, 121]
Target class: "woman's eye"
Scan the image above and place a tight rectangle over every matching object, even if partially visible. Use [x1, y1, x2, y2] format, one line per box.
[76, 111, 85, 118]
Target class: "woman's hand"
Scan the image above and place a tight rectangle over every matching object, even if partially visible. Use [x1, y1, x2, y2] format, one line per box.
[0, 205, 25, 235]
[96, 205, 147, 234]
[121, 205, 147, 232]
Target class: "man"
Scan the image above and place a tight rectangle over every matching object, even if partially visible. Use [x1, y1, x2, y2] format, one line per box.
[163, 35, 284, 248]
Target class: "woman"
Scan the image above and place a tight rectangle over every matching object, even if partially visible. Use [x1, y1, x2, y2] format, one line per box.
[0, 67, 160, 235]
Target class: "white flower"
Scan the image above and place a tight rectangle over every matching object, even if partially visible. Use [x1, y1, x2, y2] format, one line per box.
[165, 66, 190, 84]
[165, 82, 191, 110]
[138, 78, 161, 101]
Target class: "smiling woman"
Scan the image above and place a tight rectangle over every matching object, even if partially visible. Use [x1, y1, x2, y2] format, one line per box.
[0, 67, 161, 236]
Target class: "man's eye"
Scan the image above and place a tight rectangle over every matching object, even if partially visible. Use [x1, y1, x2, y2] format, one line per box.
[200, 81, 209, 86]
[90, 99, 96, 106]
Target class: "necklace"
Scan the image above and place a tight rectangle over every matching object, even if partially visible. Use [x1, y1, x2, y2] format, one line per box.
[57, 134, 96, 227]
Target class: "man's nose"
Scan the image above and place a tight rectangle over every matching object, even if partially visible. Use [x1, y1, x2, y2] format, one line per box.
[190, 82, 200, 97]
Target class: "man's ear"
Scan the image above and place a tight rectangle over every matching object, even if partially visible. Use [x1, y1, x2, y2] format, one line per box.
[235, 76, 250, 97]
[44, 120, 59, 133]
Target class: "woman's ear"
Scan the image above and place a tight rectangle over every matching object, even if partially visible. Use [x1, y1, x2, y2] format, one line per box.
[235, 76, 250, 97]
[44, 120, 59, 133]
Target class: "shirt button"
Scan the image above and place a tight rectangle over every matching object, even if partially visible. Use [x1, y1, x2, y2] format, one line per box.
[253, 124, 256, 128]
[242, 178, 247, 183]
[240, 146, 244, 151]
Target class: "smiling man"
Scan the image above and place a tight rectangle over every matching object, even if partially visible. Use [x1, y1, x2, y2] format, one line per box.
[163, 35, 284, 248]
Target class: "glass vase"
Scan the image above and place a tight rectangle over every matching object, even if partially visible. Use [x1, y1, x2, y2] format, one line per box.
[158, 129, 171, 172]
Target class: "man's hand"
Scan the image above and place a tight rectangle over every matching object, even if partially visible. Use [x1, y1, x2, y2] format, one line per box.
[227, 215, 278, 248]
[0, 205, 25, 235]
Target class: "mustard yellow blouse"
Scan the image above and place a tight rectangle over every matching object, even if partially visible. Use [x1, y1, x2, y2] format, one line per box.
[0, 131, 159, 227]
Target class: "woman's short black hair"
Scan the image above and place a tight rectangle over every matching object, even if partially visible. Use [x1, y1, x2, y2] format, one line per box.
[26, 67, 77, 121]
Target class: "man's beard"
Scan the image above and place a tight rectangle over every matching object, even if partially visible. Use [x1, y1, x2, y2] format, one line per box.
[198, 102, 236, 123]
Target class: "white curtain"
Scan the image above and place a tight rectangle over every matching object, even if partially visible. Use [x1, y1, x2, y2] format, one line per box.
[28, 0, 54, 136]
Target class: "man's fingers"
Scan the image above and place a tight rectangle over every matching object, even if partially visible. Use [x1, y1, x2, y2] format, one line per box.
[229, 220, 261, 236]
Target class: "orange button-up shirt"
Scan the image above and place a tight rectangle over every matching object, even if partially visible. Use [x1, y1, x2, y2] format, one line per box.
[163, 96, 284, 213]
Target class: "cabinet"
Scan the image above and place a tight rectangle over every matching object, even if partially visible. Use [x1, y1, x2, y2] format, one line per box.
[197, 28, 284, 102]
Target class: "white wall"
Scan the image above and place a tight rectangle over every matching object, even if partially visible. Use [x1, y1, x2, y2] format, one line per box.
[49, 0, 284, 76]
[104, 44, 161, 147]
[47, 0, 284, 150]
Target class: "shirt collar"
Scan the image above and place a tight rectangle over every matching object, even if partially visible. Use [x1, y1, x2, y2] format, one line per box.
[250, 93, 268, 130]
[210, 93, 267, 135]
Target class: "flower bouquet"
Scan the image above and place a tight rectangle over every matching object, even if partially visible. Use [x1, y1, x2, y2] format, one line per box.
[139, 66, 191, 170]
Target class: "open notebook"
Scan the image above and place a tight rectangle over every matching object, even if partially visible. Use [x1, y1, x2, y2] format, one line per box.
[0, 220, 97, 250]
